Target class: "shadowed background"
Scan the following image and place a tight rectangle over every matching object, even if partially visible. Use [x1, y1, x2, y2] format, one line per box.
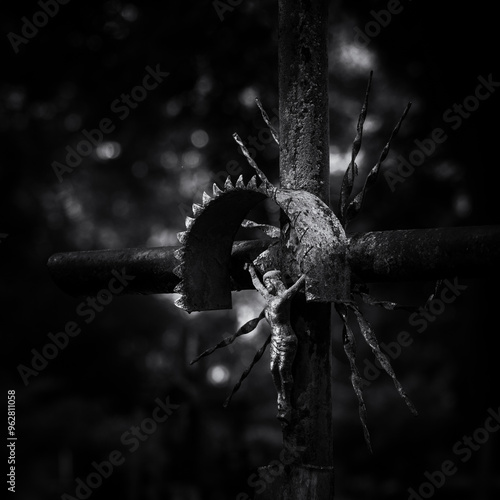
[2, 0, 500, 498]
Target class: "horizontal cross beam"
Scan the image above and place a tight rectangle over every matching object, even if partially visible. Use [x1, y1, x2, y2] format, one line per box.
[47, 225, 500, 297]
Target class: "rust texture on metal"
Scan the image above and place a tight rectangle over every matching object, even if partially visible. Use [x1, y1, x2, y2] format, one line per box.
[279, 0, 329, 203]
[347, 225, 500, 282]
[171, 175, 350, 312]
[254, 464, 335, 500]
[47, 226, 500, 297]
[47, 246, 180, 297]
[46, 240, 267, 297]
[275, 189, 350, 302]
[277, 0, 334, 482]
[173, 176, 269, 312]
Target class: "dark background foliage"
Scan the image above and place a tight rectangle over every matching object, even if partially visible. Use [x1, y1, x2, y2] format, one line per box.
[2, 0, 500, 499]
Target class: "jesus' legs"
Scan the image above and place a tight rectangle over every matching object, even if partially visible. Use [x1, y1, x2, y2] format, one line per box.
[270, 334, 297, 424]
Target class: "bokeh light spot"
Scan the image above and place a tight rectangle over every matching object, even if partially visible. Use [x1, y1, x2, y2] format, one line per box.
[190, 129, 209, 149]
[96, 141, 121, 160]
[182, 150, 201, 169]
[207, 365, 230, 386]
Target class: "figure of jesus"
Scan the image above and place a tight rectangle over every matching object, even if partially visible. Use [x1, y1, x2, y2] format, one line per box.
[246, 264, 306, 424]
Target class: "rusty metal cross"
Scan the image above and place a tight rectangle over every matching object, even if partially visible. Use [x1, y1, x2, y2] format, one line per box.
[47, 1, 500, 498]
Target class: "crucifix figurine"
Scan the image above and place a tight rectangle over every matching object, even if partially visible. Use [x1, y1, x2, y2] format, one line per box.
[246, 263, 305, 425]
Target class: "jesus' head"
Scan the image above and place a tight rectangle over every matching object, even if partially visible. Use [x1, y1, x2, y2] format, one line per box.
[263, 270, 286, 295]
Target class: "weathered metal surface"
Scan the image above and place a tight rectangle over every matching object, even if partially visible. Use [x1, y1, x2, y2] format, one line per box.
[254, 464, 334, 500]
[46, 240, 269, 297]
[47, 225, 500, 297]
[278, 0, 329, 202]
[173, 176, 270, 312]
[47, 246, 180, 297]
[276, 0, 334, 492]
[347, 225, 500, 282]
[172, 176, 349, 312]
[275, 189, 350, 303]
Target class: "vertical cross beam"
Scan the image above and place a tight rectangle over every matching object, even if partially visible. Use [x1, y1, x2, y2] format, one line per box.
[256, 0, 334, 497]
[279, 0, 330, 202]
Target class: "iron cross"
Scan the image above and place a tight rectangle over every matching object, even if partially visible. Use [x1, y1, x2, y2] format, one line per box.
[47, 1, 500, 498]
